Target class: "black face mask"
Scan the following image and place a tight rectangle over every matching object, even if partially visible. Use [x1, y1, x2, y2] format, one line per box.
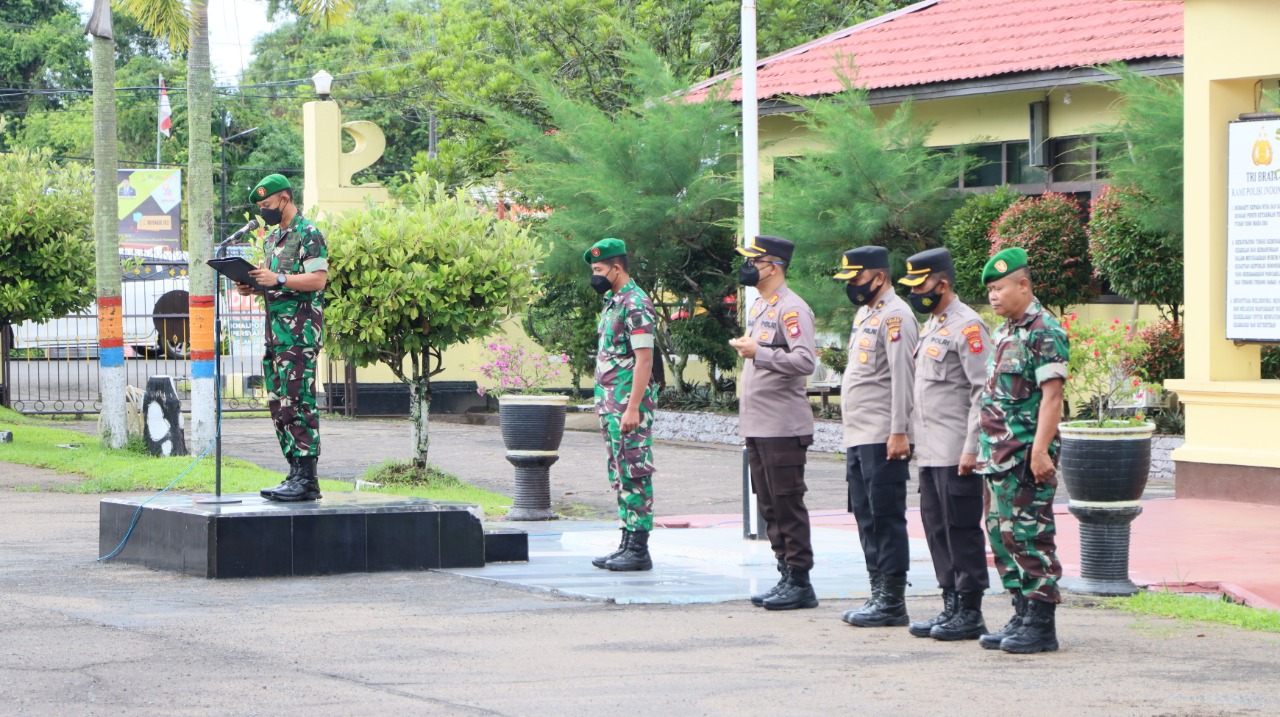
[846, 276, 881, 307]
[737, 261, 760, 287]
[259, 206, 284, 227]
[908, 285, 944, 314]
[590, 273, 613, 295]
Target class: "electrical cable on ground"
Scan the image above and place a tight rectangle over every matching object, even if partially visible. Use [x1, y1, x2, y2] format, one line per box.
[96, 430, 220, 562]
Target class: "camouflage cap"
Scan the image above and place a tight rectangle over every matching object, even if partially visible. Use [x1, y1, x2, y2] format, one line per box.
[982, 247, 1029, 284]
[249, 174, 291, 204]
[584, 237, 627, 264]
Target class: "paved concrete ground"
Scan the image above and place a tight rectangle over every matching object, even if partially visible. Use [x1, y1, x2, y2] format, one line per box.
[211, 415, 1173, 518]
[2, 463, 1279, 716]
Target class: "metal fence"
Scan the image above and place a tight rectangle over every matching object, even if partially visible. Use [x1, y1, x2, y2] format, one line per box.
[0, 261, 275, 415]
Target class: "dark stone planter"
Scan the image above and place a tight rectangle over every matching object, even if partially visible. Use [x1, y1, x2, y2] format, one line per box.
[1060, 421, 1155, 596]
[499, 395, 568, 521]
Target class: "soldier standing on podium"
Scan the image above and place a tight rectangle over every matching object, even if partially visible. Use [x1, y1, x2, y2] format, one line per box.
[730, 235, 820, 611]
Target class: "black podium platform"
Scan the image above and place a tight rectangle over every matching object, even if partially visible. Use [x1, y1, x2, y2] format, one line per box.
[99, 492, 504, 578]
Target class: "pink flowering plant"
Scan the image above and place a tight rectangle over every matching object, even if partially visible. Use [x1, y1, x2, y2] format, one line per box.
[1060, 314, 1154, 426]
[475, 341, 567, 397]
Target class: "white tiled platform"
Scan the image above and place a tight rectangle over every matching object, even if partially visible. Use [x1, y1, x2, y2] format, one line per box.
[442, 521, 1001, 605]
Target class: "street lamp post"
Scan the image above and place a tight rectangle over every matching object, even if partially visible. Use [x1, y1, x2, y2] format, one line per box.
[219, 119, 259, 239]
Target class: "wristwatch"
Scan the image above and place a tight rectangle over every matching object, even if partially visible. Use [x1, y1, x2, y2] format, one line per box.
[276, 273, 287, 287]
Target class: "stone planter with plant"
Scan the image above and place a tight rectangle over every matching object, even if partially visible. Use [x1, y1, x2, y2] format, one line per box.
[1058, 314, 1154, 596]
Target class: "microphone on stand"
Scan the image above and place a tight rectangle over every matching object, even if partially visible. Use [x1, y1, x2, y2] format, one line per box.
[217, 218, 260, 257]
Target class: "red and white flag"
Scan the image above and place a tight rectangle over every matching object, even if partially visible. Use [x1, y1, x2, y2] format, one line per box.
[158, 75, 172, 138]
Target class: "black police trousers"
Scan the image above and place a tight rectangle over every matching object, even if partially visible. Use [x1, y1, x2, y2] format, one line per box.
[846, 443, 910, 576]
[918, 465, 990, 593]
[746, 436, 815, 571]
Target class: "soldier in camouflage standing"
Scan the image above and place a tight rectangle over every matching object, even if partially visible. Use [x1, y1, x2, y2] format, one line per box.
[899, 248, 992, 641]
[586, 238, 659, 571]
[730, 235, 820, 611]
[976, 247, 1069, 654]
[234, 174, 328, 503]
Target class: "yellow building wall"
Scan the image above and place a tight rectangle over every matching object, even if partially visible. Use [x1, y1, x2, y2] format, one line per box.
[759, 83, 1128, 167]
[1166, 0, 1280, 484]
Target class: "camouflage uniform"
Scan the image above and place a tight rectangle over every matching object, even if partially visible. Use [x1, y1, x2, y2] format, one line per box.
[977, 297, 1069, 604]
[595, 279, 659, 531]
[262, 214, 328, 461]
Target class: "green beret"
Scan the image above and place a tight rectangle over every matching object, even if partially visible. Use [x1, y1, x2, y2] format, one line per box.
[249, 174, 291, 204]
[982, 247, 1028, 284]
[584, 237, 627, 264]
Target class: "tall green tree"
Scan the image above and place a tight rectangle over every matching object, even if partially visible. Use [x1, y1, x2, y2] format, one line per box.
[484, 45, 742, 390]
[1095, 64, 1184, 244]
[325, 176, 542, 465]
[763, 78, 972, 325]
[0, 0, 92, 150]
[84, 0, 127, 447]
[117, 0, 352, 452]
[0, 150, 95, 355]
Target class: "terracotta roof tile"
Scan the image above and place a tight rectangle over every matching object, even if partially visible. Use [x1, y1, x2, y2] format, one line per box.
[685, 0, 1182, 102]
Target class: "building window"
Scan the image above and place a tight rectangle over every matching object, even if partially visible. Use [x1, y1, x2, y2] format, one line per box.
[963, 143, 1006, 187]
[1052, 136, 1097, 183]
[1008, 143, 1050, 185]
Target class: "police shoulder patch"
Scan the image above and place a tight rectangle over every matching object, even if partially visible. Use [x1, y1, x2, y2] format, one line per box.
[886, 316, 902, 342]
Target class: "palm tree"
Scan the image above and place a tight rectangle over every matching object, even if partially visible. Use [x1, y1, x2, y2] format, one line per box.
[85, 0, 126, 448]
[115, 0, 352, 453]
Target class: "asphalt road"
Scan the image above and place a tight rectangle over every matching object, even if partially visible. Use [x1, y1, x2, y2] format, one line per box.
[0, 463, 1276, 717]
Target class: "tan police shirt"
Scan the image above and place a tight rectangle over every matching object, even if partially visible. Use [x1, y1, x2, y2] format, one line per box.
[842, 291, 918, 448]
[911, 299, 991, 467]
[739, 284, 817, 439]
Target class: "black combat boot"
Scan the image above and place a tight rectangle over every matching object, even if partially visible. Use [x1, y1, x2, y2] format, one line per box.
[847, 573, 909, 628]
[1000, 599, 1058, 654]
[592, 529, 630, 569]
[260, 456, 299, 498]
[979, 592, 1028, 650]
[931, 590, 988, 641]
[751, 562, 791, 607]
[762, 567, 819, 611]
[842, 571, 883, 625]
[269, 457, 322, 502]
[605, 529, 652, 571]
[909, 588, 957, 638]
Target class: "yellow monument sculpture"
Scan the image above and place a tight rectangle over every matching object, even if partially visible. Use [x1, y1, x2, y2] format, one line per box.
[302, 98, 390, 215]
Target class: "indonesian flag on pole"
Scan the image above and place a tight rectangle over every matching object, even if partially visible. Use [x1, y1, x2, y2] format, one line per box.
[158, 76, 172, 138]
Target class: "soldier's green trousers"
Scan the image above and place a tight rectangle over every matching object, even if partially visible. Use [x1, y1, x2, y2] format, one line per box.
[598, 409, 655, 531]
[263, 345, 320, 460]
[985, 462, 1062, 603]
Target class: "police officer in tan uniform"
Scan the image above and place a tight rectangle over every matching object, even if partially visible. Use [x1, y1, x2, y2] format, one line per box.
[730, 235, 820, 611]
[899, 247, 993, 641]
[835, 245, 919, 628]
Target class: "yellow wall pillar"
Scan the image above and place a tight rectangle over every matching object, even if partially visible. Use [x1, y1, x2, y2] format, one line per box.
[1165, 0, 1280, 504]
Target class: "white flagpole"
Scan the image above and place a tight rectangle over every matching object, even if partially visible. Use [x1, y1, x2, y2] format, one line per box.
[741, 0, 764, 540]
[156, 74, 163, 166]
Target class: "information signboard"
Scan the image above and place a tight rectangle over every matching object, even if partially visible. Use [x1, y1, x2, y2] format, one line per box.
[1227, 118, 1280, 342]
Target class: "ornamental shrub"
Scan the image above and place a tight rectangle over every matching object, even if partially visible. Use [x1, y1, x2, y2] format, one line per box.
[1087, 185, 1183, 320]
[989, 192, 1097, 315]
[942, 186, 1021, 303]
[1126, 320, 1184, 384]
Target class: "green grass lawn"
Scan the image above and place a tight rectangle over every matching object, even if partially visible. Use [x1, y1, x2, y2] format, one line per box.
[1105, 589, 1280, 633]
[0, 407, 512, 515]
